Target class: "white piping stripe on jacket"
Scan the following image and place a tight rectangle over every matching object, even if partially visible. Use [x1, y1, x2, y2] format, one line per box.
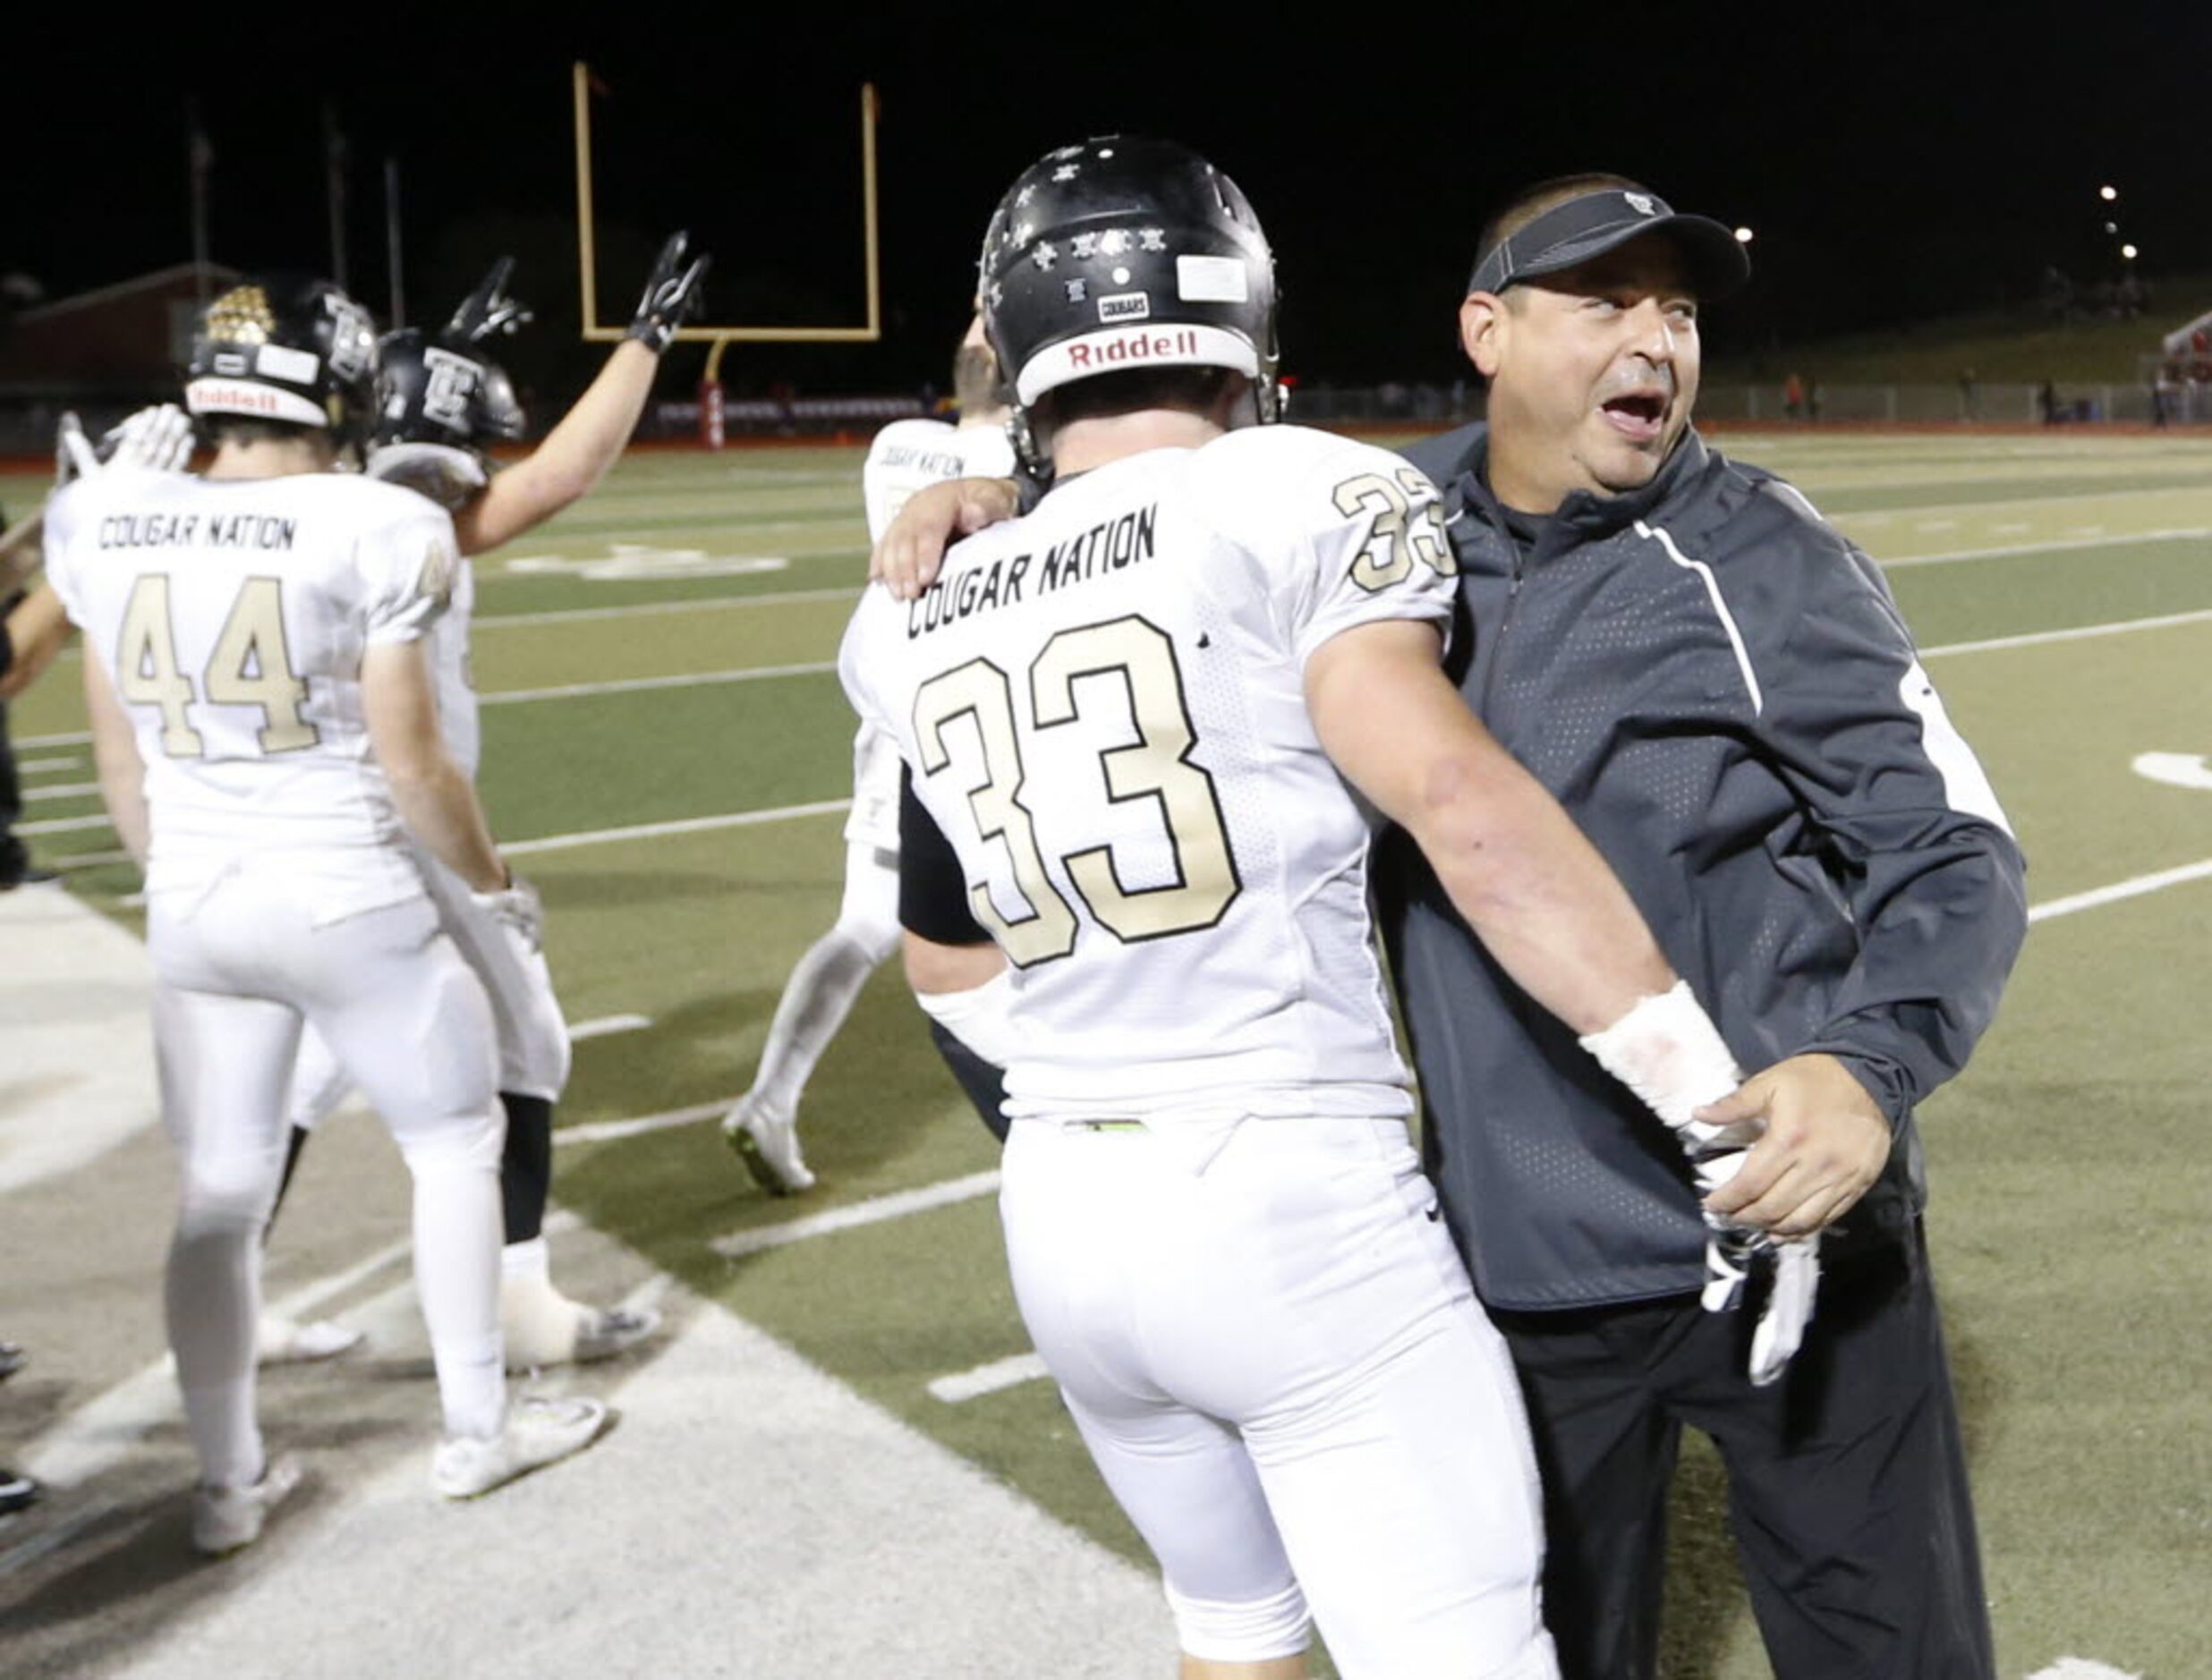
[1635, 519, 1764, 716]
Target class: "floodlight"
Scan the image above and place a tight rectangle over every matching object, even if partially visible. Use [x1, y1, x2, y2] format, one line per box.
[1733, 226, 1754, 244]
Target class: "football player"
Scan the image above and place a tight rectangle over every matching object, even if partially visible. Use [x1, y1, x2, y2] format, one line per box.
[44, 276, 611, 1553]
[260, 241, 708, 1367]
[721, 310, 1017, 1192]
[844, 137, 1759, 1678]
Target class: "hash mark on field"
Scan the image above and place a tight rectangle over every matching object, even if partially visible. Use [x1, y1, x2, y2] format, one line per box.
[570, 1014, 654, 1041]
[929, 1352, 1050, 1404]
[21, 780, 99, 803]
[710, 1171, 1003, 1260]
[17, 756, 82, 776]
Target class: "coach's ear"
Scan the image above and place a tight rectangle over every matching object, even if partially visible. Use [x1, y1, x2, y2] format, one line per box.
[1459, 292, 1508, 380]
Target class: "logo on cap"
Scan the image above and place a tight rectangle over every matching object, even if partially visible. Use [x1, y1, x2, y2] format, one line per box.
[1625, 193, 1656, 216]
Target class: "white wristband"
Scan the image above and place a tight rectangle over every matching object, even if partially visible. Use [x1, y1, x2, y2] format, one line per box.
[1578, 980, 1743, 1131]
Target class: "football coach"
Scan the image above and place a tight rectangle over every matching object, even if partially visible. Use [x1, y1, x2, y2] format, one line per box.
[1375, 173, 2027, 1678]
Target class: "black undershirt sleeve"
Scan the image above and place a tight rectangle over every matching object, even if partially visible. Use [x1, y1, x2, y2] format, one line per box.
[898, 765, 991, 946]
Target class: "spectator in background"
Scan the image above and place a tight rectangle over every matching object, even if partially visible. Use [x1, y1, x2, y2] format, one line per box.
[1782, 371, 1804, 420]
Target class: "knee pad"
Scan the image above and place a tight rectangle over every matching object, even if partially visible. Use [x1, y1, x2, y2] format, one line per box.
[1161, 1576, 1311, 1666]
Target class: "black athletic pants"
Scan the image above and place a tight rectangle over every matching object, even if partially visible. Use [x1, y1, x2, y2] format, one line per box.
[1492, 1225, 1993, 1680]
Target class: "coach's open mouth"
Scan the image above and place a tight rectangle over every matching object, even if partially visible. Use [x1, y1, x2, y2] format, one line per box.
[1601, 390, 1668, 442]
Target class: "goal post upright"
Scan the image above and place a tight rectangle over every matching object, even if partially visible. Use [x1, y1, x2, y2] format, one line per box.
[572, 64, 883, 445]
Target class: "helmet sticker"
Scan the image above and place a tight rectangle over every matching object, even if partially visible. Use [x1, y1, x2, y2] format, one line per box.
[257, 344, 320, 386]
[1177, 256, 1249, 303]
[1098, 293, 1152, 323]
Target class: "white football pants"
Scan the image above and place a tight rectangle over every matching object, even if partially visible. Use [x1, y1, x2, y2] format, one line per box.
[286, 845, 570, 1128]
[150, 874, 507, 1481]
[999, 1116, 1559, 1678]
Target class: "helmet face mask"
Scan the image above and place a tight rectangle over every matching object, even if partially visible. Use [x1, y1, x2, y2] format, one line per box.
[185, 276, 379, 445]
[979, 137, 1280, 470]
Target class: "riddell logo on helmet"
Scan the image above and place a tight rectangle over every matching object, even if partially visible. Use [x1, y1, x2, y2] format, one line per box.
[1066, 327, 1201, 371]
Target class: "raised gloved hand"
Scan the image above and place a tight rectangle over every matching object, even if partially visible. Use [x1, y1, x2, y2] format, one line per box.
[628, 233, 710, 352]
[448, 256, 532, 344]
[470, 870, 544, 955]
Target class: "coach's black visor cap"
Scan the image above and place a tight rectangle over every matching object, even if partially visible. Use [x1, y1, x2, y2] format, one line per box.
[1468, 188, 1750, 301]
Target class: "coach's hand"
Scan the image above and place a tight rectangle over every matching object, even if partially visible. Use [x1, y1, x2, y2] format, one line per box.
[1696, 1053, 1891, 1239]
[629, 233, 710, 352]
[871, 476, 1020, 600]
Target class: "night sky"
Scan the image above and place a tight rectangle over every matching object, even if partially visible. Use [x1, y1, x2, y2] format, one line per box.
[13, 4, 2208, 399]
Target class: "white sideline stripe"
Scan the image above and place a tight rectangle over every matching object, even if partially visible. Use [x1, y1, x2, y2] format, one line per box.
[710, 1171, 1004, 1260]
[1921, 607, 2212, 658]
[480, 659, 835, 705]
[473, 585, 860, 629]
[929, 1352, 1050, 1404]
[505, 800, 847, 858]
[2028, 858, 2212, 924]
[568, 1013, 653, 1041]
[1881, 527, 2208, 568]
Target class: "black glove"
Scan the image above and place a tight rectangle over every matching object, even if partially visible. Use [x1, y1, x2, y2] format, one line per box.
[448, 257, 532, 344]
[628, 233, 710, 352]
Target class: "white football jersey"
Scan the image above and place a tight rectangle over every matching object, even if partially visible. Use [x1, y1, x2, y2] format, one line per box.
[46, 465, 460, 921]
[841, 424, 1456, 1123]
[424, 560, 482, 775]
[848, 418, 1019, 849]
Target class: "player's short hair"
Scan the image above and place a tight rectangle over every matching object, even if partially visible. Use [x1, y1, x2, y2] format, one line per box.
[197, 415, 325, 449]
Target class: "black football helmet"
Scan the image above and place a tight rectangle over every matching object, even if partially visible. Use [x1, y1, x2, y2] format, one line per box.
[364, 259, 530, 508]
[979, 136, 1280, 465]
[184, 275, 379, 442]
[363, 330, 525, 508]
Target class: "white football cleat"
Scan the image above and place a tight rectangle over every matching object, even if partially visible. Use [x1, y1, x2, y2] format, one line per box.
[721, 1094, 816, 1195]
[431, 1396, 611, 1500]
[191, 1454, 303, 1557]
[257, 1313, 364, 1365]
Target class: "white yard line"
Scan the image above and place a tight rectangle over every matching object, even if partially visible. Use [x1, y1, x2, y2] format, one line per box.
[929, 1352, 1051, 1404]
[567, 1014, 653, 1041]
[478, 659, 835, 705]
[1920, 607, 2212, 657]
[472, 585, 859, 630]
[16, 755, 82, 775]
[502, 799, 847, 858]
[555, 1099, 728, 1145]
[710, 1172, 1004, 1260]
[21, 779, 100, 802]
[1879, 527, 2208, 568]
[2026, 859, 2212, 924]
